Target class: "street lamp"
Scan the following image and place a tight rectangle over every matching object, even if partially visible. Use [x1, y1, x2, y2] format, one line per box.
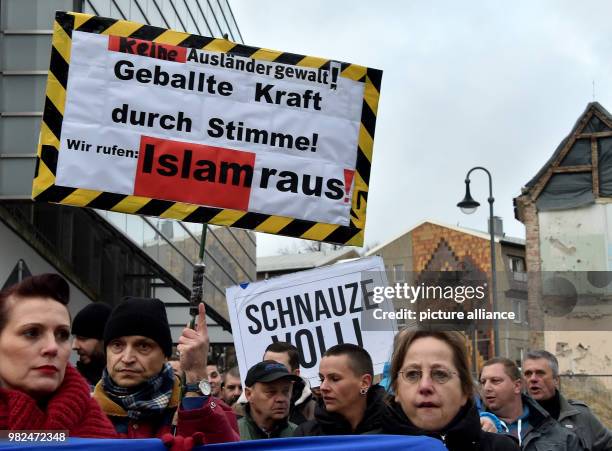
[457, 166, 499, 357]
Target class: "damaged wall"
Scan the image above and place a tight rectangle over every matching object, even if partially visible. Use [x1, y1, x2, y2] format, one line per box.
[538, 203, 612, 382]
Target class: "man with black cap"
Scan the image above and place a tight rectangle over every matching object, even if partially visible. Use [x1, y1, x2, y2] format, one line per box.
[72, 302, 112, 387]
[239, 360, 301, 440]
[93, 297, 239, 444]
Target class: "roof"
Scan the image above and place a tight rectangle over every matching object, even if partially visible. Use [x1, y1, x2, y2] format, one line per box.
[500, 235, 526, 247]
[257, 247, 361, 273]
[524, 102, 612, 190]
[365, 219, 524, 256]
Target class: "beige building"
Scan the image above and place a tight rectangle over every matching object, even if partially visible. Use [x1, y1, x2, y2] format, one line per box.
[514, 102, 612, 424]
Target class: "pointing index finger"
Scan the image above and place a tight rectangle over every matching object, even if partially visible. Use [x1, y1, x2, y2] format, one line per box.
[196, 302, 206, 332]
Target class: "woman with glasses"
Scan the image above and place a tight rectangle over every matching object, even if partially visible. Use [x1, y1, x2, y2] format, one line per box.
[294, 343, 387, 436]
[371, 330, 518, 451]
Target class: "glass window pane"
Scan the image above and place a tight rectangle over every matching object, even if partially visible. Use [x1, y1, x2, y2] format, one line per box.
[126, 214, 145, 246]
[143, 0, 168, 28]
[172, 0, 188, 32]
[124, 0, 148, 24]
[1, 35, 52, 71]
[109, 2, 128, 20]
[0, 117, 41, 155]
[2, 0, 70, 30]
[218, 0, 241, 42]
[1, 75, 46, 111]
[0, 158, 36, 197]
[202, 0, 222, 37]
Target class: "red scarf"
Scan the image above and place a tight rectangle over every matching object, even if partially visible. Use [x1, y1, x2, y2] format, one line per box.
[0, 364, 117, 437]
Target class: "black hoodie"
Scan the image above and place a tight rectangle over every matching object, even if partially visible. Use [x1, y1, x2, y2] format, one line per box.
[375, 399, 519, 451]
[293, 384, 387, 436]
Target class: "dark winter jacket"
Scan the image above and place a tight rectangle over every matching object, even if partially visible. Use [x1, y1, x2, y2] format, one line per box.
[371, 399, 519, 451]
[294, 384, 387, 436]
[516, 395, 585, 451]
[238, 404, 297, 440]
[551, 392, 611, 451]
[289, 377, 316, 425]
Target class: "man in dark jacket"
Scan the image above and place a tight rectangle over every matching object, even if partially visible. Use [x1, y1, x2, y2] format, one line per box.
[238, 360, 301, 440]
[236, 341, 316, 424]
[72, 302, 112, 387]
[263, 342, 316, 424]
[481, 357, 584, 450]
[523, 350, 612, 451]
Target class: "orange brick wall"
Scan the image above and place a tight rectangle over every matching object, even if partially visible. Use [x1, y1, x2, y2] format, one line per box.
[412, 223, 491, 273]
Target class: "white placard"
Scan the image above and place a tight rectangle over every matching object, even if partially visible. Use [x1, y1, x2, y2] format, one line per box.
[226, 256, 397, 387]
[55, 31, 367, 226]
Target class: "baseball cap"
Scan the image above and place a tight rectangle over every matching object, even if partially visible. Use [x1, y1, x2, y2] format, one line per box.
[245, 360, 302, 387]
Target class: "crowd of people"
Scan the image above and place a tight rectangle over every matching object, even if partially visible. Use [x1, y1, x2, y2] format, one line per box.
[0, 273, 610, 450]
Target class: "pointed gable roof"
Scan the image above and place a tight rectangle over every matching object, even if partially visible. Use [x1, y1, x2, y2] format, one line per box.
[515, 102, 612, 220]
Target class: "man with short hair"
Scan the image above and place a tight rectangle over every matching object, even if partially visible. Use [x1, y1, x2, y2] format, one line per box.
[523, 350, 611, 451]
[221, 366, 242, 407]
[207, 364, 222, 397]
[263, 342, 316, 424]
[72, 302, 112, 386]
[93, 297, 238, 443]
[480, 357, 583, 450]
[239, 360, 301, 440]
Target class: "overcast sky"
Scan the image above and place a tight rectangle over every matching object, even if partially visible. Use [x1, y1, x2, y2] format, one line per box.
[230, 1, 612, 257]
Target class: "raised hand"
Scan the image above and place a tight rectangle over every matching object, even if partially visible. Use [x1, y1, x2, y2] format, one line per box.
[178, 302, 209, 383]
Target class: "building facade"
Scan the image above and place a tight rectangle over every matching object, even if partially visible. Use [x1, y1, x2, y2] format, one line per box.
[367, 219, 528, 371]
[514, 102, 612, 424]
[0, 0, 254, 365]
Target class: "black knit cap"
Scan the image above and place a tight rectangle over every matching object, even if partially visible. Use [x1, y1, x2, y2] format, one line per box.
[72, 302, 112, 340]
[103, 297, 172, 357]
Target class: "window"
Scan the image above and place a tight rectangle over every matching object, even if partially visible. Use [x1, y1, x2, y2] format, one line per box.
[384, 265, 391, 282]
[508, 255, 527, 281]
[394, 264, 404, 282]
[511, 299, 522, 323]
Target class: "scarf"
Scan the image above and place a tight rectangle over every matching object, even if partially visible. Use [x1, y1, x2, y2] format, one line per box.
[383, 399, 483, 450]
[101, 363, 175, 420]
[535, 389, 561, 420]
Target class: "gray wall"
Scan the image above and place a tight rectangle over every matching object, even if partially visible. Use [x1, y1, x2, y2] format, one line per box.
[0, 0, 243, 198]
[1, 0, 75, 198]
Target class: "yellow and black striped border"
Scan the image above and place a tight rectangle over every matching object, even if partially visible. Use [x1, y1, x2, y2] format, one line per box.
[32, 11, 382, 246]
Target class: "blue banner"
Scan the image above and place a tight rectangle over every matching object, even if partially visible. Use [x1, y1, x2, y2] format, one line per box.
[0, 435, 446, 451]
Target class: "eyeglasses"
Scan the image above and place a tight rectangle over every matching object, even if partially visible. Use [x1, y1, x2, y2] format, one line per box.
[398, 368, 458, 385]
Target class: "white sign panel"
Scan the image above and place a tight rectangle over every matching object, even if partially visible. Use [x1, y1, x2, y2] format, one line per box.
[226, 256, 397, 387]
[54, 31, 368, 226]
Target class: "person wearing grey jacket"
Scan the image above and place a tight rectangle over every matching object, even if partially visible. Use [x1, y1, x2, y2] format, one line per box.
[481, 358, 584, 451]
[523, 351, 612, 451]
[517, 395, 586, 451]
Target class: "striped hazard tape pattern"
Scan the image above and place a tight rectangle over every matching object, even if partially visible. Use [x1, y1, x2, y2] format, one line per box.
[32, 11, 382, 246]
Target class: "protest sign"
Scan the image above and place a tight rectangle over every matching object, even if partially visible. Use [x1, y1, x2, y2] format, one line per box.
[226, 256, 396, 387]
[32, 12, 382, 245]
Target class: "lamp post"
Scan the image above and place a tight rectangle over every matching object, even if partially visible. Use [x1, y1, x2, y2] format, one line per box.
[457, 166, 499, 357]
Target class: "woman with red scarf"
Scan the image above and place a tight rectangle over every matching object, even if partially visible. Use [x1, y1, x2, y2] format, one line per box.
[0, 274, 116, 436]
